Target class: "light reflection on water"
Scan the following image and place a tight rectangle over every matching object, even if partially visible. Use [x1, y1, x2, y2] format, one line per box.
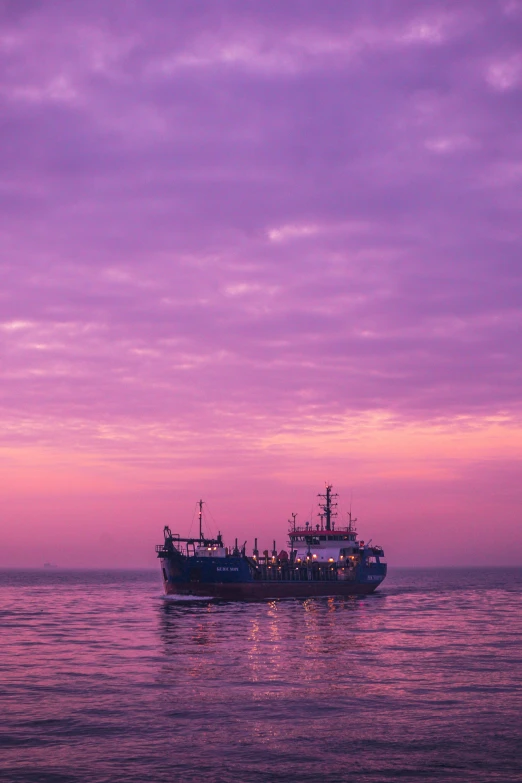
[1, 568, 521, 782]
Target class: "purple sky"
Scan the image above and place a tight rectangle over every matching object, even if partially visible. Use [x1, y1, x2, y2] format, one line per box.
[1, 0, 521, 566]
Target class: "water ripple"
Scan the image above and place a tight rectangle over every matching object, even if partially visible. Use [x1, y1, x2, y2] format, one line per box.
[1, 568, 521, 783]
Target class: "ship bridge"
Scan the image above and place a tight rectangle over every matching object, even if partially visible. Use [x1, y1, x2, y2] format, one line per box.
[287, 485, 378, 565]
[288, 526, 361, 564]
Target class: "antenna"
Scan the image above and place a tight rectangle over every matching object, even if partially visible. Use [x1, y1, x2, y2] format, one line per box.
[347, 488, 358, 531]
[317, 484, 338, 531]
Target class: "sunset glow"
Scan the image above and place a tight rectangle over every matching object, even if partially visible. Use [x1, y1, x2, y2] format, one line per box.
[1, 1, 521, 567]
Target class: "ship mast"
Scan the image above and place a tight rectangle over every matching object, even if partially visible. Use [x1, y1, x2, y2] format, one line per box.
[318, 484, 338, 531]
[198, 499, 203, 540]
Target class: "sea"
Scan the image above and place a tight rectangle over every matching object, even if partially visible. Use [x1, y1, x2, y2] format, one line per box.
[1, 568, 521, 783]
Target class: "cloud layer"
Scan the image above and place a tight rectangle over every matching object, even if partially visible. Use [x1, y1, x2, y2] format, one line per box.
[1, 1, 521, 564]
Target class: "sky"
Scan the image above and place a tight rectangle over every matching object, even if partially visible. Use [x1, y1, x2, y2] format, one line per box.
[1, 0, 521, 567]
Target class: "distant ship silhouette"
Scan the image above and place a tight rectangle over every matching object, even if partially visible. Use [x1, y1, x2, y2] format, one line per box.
[43, 563, 58, 569]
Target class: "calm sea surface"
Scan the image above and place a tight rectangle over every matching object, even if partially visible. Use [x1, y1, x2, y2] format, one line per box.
[1, 568, 521, 783]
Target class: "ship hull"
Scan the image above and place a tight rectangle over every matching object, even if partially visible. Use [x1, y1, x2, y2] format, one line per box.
[163, 579, 383, 600]
[159, 551, 386, 600]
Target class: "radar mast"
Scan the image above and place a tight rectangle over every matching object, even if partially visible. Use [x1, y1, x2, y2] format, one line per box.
[318, 484, 338, 531]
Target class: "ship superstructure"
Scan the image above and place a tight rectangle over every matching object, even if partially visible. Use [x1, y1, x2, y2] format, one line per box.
[156, 486, 386, 599]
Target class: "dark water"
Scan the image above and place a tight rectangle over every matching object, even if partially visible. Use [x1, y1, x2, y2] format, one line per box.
[1, 569, 521, 783]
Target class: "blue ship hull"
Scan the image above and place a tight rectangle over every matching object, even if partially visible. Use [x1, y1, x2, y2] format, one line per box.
[158, 552, 387, 599]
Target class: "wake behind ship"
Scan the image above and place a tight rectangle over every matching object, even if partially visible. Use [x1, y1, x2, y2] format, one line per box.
[156, 485, 386, 599]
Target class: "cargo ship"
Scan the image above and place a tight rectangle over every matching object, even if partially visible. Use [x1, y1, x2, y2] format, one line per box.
[156, 485, 386, 599]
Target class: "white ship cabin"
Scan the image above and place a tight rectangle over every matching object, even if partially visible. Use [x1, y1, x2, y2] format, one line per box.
[195, 543, 226, 558]
[288, 524, 362, 565]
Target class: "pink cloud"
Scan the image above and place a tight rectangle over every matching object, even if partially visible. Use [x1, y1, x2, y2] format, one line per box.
[1, 1, 521, 566]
